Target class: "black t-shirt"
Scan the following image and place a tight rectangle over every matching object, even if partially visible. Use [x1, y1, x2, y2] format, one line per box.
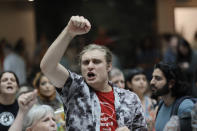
[0, 101, 19, 131]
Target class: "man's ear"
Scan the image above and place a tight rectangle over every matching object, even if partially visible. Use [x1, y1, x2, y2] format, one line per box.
[168, 79, 175, 89]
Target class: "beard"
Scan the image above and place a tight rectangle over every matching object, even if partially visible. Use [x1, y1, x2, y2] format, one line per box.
[151, 83, 170, 99]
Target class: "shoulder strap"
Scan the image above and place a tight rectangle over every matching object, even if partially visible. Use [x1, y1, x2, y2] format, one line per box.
[170, 96, 192, 116]
[155, 100, 164, 120]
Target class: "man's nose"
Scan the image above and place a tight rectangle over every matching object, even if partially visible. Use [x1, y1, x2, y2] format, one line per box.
[150, 78, 155, 85]
[119, 82, 125, 88]
[117, 82, 122, 88]
[88, 61, 94, 68]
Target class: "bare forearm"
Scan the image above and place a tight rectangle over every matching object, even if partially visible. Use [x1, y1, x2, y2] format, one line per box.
[8, 110, 25, 131]
[9, 90, 37, 131]
[40, 27, 74, 72]
[40, 16, 91, 88]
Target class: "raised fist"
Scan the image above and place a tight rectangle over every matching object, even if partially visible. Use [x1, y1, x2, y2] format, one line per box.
[66, 16, 91, 37]
[18, 90, 37, 114]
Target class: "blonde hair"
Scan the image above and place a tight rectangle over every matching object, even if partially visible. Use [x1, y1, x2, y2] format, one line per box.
[79, 44, 112, 65]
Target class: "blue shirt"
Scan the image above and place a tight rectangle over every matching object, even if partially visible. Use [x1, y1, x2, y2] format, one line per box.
[155, 99, 194, 131]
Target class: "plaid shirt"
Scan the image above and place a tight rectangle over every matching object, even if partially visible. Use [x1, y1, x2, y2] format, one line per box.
[56, 71, 147, 131]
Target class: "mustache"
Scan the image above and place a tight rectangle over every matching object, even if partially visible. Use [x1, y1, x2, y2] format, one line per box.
[150, 85, 157, 90]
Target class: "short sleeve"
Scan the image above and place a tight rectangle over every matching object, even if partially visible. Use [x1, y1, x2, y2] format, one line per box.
[178, 99, 194, 116]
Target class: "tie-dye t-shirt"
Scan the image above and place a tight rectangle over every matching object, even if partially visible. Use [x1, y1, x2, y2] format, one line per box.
[56, 70, 147, 131]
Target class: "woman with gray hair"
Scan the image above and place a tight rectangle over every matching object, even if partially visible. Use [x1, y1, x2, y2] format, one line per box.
[8, 90, 57, 131]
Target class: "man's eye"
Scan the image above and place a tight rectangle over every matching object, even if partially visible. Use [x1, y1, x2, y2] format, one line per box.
[82, 60, 89, 65]
[93, 60, 101, 64]
[155, 76, 162, 81]
[121, 80, 125, 83]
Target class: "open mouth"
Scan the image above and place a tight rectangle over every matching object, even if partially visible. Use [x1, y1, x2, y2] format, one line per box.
[87, 72, 96, 80]
[151, 89, 156, 93]
[6, 86, 13, 90]
[150, 86, 157, 93]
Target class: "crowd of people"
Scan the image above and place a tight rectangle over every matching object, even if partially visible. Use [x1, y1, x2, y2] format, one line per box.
[1, 15, 197, 131]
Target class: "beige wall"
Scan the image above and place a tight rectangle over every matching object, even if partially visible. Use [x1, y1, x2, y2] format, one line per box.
[0, 2, 36, 59]
[174, 7, 197, 44]
[157, 0, 197, 34]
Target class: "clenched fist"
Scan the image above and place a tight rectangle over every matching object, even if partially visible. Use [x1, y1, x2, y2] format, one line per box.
[66, 16, 91, 37]
[18, 90, 37, 114]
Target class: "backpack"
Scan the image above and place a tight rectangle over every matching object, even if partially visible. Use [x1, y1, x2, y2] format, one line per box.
[156, 96, 197, 131]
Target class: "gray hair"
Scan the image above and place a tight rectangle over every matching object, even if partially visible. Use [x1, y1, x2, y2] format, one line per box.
[79, 44, 112, 65]
[109, 67, 124, 80]
[22, 105, 54, 131]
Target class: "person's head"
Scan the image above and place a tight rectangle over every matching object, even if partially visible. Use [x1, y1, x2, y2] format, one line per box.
[33, 72, 56, 100]
[0, 38, 7, 54]
[125, 68, 148, 96]
[79, 44, 112, 90]
[109, 67, 125, 89]
[169, 35, 179, 52]
[0, 71, 19, 95]
[15, 38, 25, 55]
[177, 37, 192, 59]
[17, 84, 34, 98]
[150, 61, 188, 98]
[3, 43, 13, 56]
[161, 33, 179, 54]
[23, 105, 57, 131]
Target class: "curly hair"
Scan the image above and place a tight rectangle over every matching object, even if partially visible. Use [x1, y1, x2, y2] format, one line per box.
[154, 61, 190, 98]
